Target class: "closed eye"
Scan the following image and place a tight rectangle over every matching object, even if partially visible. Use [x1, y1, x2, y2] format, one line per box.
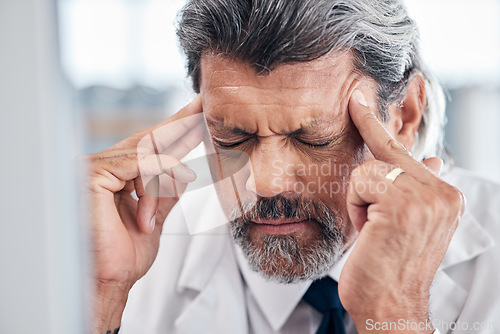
[296, 139, 331, 148]
[212, 138, 248, 149]
[214, 138, 331, 149]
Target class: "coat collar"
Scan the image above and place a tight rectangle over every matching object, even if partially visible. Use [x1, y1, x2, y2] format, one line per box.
[440, 209, 494, 270]
[428, 208, 494, 331]
[175, 225, 231, 293]
[174, 190, 249, 333]
[175, 177, 237, 293]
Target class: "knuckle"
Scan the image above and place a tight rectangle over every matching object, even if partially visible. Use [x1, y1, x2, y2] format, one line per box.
[377, 138, 403, 161]
[137, 146, 154, 157]
[447, 186, 466, 216]
[434, 183, 464, 219]
[361, 111, 377, 124]
[136, 150, 150, 162]
[384, 138, 402, 152]
[88, 182, 102, 194]
[380, 138, 410, 160]
[137, 133, 153, 150]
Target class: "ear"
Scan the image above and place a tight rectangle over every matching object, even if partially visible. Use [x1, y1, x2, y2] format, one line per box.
[387, 73, 426, 151]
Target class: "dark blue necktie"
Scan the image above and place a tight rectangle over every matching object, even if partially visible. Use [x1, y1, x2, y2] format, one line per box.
[303, 276, 346, 334]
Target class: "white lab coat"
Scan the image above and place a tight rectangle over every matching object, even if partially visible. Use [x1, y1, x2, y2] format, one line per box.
[121, 168, 500, 334]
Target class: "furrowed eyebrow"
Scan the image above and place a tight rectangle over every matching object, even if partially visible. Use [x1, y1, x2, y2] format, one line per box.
[295, 127, 348, 143]
[206, 116, 344, 140]
[292, 120, 337, 137]
[206, 118, 255, 138]
[291, 119, 352, 146]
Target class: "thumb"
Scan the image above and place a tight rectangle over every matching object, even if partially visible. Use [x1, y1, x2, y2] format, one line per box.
[422, 157, 443, 177]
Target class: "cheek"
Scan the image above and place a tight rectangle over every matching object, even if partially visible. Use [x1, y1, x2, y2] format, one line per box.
[297, 136, 367, 228]
[299, 138, 366, 197]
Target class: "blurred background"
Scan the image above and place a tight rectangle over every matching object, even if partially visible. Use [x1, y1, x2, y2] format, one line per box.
[1, 1, 499, 333]
[57, 0, 500, 182]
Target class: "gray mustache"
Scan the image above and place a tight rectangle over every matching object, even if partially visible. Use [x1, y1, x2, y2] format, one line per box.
[231, 195, 336, 227]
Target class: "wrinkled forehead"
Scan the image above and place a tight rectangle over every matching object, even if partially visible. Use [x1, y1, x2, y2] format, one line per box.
[200, 52, 354, 91]
[198, 53, 366, 132]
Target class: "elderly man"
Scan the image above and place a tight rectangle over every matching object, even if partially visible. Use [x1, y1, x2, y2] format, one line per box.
[87, 1, 500, 333]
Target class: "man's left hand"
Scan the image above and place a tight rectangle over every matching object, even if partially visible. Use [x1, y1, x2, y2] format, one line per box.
[340, 90, 465, 334]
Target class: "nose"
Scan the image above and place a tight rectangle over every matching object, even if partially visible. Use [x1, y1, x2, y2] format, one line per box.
[245, 143, 300, 198]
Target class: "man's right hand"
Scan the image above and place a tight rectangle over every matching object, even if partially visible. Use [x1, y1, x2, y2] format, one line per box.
[83, 96, 203, 333]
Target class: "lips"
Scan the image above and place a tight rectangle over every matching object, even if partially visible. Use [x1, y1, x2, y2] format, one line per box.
[250, 217, 310, 234]
[252, 217, 307, 225]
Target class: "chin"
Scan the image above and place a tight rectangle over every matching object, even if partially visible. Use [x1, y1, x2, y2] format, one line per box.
[235, 225, 345, 284]
[226, 194, 348, 283]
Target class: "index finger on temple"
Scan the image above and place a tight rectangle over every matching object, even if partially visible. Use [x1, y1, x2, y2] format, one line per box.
[348, 90, 431, 181]
[152, 94, 203, 131]
[150, 113, 205, 154]
[137, 95, 203, 152]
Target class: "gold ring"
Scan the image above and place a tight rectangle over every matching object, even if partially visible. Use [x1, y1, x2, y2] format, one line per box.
[385, 167, 404, 183]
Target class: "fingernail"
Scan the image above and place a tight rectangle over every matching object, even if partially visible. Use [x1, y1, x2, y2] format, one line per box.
[353, 90, 368, 107]
[171, 164, 197, 182]
[150, 213, 157, 232]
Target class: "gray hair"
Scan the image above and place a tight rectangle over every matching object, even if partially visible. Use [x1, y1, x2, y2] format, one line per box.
[177, 0, 447, 160]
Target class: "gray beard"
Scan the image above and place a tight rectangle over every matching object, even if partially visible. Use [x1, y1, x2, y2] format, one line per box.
[229, 197, 346, 284]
